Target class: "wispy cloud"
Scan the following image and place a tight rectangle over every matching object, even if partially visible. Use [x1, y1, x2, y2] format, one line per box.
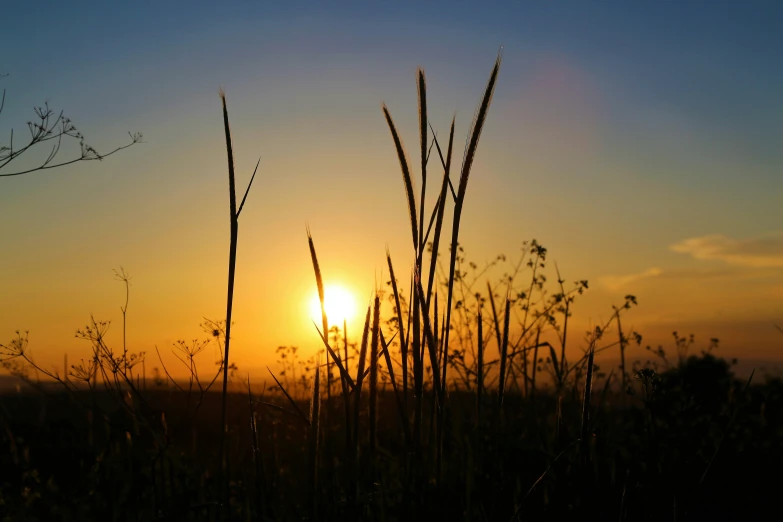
[670, 232, 783, 268]
[600, 267, 663, 291]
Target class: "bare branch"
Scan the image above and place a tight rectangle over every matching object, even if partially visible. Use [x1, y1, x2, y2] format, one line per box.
[0, 89, 142, 178]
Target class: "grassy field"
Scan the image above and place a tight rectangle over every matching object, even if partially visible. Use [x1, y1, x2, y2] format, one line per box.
[2, 54, 781, 521]
[0, 358, 781, 521]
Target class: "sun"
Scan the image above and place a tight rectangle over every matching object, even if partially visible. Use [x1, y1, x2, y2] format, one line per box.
[309, 284, 358, 328]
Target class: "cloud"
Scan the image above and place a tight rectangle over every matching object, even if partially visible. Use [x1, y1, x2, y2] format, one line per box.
[670, 232, 783, 268]
[600, 267, 663, 291]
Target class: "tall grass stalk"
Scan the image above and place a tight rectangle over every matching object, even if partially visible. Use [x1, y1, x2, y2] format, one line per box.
[440, 52, 501, 403]
[416, 69, 428, 262]
[247, 376, 264, 518]
[531, 327, 541, 400]
[380, 329, 409, 445]
[217, 91, 259, 516]
[425, 117, 455, 311]
[498, 297, 511, 406]
[438, 292, 449, 425]
[353, 306, 371, 453]
[580, 339, 596, 471]
[411, 285, 423, 450]
[383, 78, 425, 454]
[555, 264, 570, 384]
[308, 232, 356, 397]
[414, 272, 442, 404]
[386, 250, 408, 429]
[369, 295, 380, 454]
[308, 228, 332, 412]
[341, 319, 351, 448]
[308, 355, 321, 519]
[382, 51, 500, 466]
[476, 310, 484, 424]
[381, 106, 418, 254]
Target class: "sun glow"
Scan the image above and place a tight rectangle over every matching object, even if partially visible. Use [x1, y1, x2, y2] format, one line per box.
[309, 284, 358, 328]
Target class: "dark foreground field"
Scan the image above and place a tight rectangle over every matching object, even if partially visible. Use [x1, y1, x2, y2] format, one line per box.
[1, 353, 781, 522]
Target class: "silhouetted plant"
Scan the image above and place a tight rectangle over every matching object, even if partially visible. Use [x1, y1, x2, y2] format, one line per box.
[3, 54, 779, 522]
[0, 77, 142, 178]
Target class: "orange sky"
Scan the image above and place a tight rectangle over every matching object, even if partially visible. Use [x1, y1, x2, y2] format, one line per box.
[2, 2, 782, 382]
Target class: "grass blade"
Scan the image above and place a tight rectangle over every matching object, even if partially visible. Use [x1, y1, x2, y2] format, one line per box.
[266, 366, 309, 426]
[442, 53, 502, 412]
[549, 345, 562, 388]
[386, 249, 408, 417]
[236, 157, 260, 218]
[341, 319, 351, 448]
[218, 91, 242, 515]
[353, 306, 371, 451]
[580, 342, 595, 471]
[414, 270, 442, 405]
[458, 49, 502, 200]
[382, 104, 418, 254]
[380, 329, 409, 445]
[307, 228, 329, 350]
[487, 281, 503, 360]
[369, 295, 380, 453]
[417, 68, 428, 254]
[476, 309, 484, 424]
[312, 322, 356, 392]
[307, 229, 332, 406]
[308, 356, 321, 517]
[425, 117, 455, 311]
[498, 297, 511, 406]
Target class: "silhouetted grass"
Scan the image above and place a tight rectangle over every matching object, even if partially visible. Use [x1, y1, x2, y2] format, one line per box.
[1, 54, 781, 522]
[0, 362, 780, 521]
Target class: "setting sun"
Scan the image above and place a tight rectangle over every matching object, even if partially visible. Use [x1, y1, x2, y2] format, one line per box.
[309, 284, 358, 328]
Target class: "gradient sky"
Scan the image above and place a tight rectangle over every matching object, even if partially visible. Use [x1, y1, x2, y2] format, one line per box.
[2, 1, 782, 380]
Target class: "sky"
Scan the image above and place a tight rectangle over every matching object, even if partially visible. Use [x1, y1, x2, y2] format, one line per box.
[1, 0, 782, 381]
